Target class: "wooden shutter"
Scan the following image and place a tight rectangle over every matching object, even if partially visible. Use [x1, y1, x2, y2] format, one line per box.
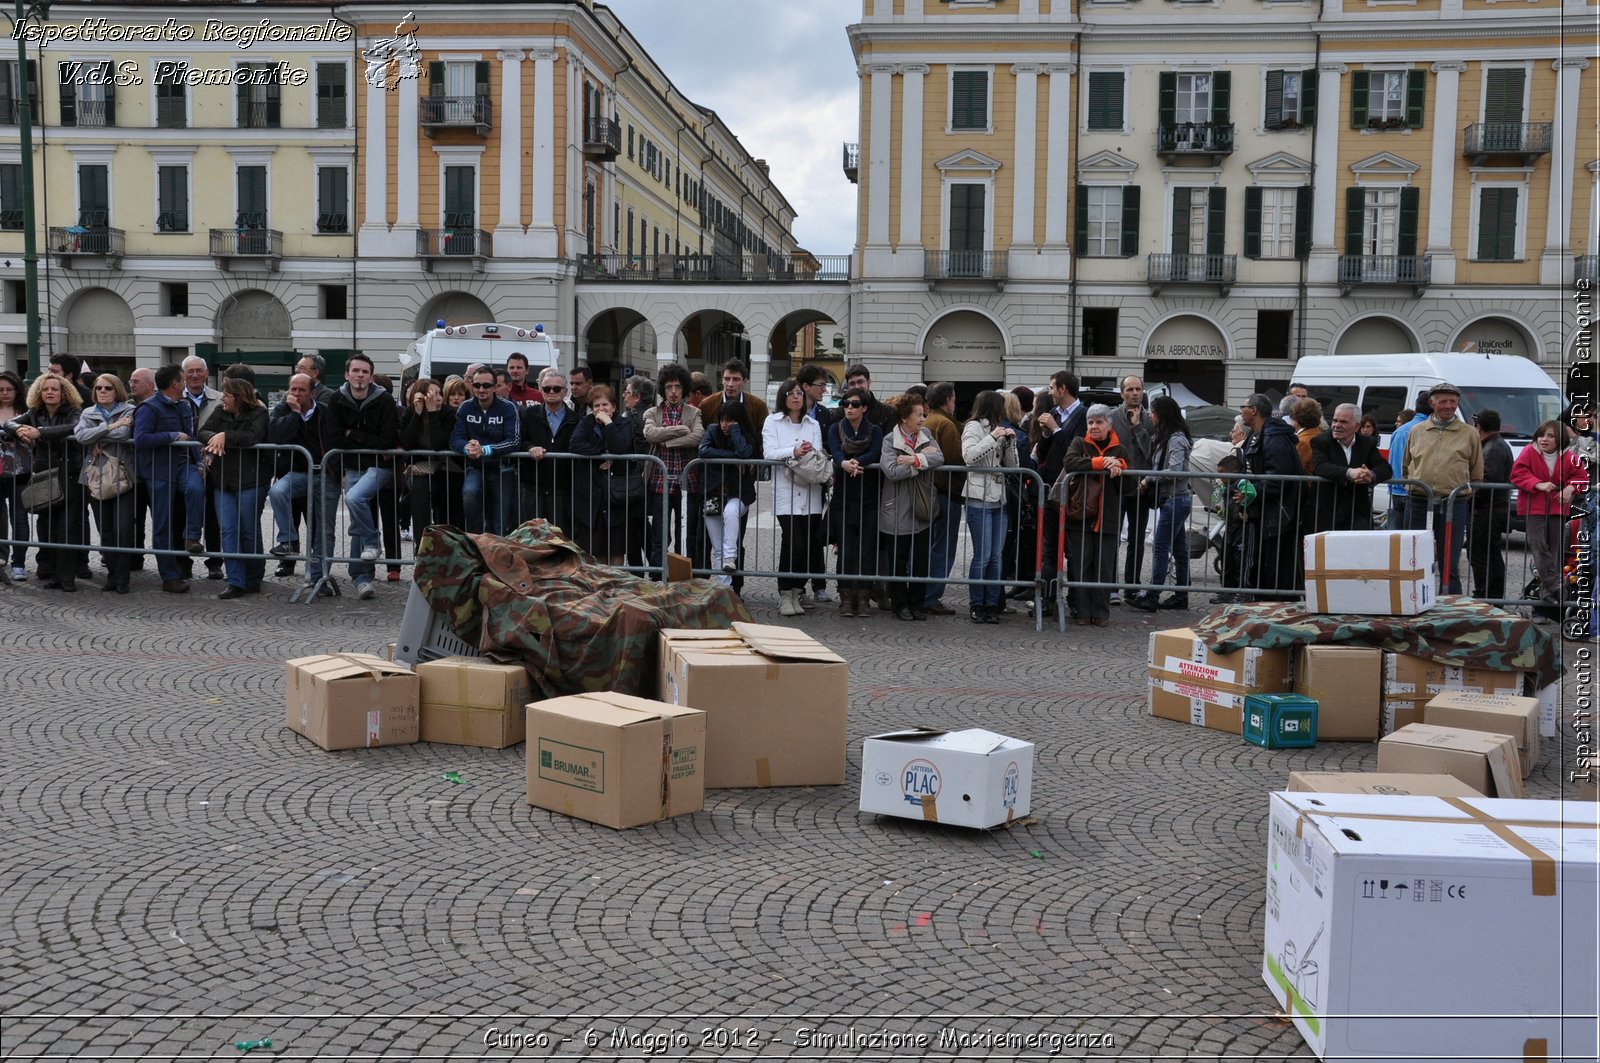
[1120, 185, 1140, 257]
[474, 61, 490, 99]
[318, 168, 347, 230]
[1264, 70, 1284, 131]
[1484, 68, 1525, 123]
[78, 165, 107, 221]
[24, 59, 37, 114]
[1, 163, 21, 219]
[1294, 185, 1312, 260]
[1301, 68, 1318, 127]
[158, 165, 185, 228]
[101, 61, 115, 125]
[1404, 70, 1425, 129]
[444, 165, 474, 227]
[952, 70, 987, 129]
[1206, 187, 1227, 257]
[1350, 70, 1369, 128]
[1088, 71, 1123, 130]
[949, 183, 985, 252]
[428, 60, 444, 97]
[265, 67, 281, 126]
[1476, 187, 1517, 260]
[1344, 186, 1366, 255]
[1211, 70, 1231, 125]
[1074, 184, 1088, 254]
[58, 62, 76, 126]
[317, 64, 345, 127]
[1398, 187, 1420, 257]
[1244, 187, 1263, 258]
[1158, 71, 1176, 128]
[237, 166, 265, 225]
[1171, 187, 1191, 255]
[0, 62, 14, 120]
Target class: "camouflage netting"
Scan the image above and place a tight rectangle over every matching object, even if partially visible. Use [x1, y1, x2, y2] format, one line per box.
[413, 520, 751, 699]
[1194, 595, 1564, 690]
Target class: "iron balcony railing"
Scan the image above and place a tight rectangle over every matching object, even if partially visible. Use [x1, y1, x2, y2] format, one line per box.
[73, 99, 110, 127]
[842, 142, 859, 183]
[1462, 122, 1553, 160]
[417, 227, 491, 257]
[924, 250, 1007, 281]
[238, 100, 276, 129]
[1156, 121, 1235, 156]
[576, 252, 850, 283]
[49, 225, 124, 258]
[210, 226, 283, 258]
[1147, 253, 1237, 290]
[420, 94, 492, 133]
[583, 116, 621, 158]
[1337, 254, 1433, 293]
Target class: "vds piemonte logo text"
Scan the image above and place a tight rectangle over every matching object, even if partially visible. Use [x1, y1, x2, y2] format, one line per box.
[901, 759, 940, 806]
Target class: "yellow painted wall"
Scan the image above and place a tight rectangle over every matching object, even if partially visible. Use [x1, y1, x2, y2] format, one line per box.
[920, 63, 1016, 249]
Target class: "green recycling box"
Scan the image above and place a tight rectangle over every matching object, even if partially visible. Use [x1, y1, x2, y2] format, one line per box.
[1243, 694, 1318, 750]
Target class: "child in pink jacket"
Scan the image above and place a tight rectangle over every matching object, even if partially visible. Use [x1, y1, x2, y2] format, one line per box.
[1510, 419, 1588, 604]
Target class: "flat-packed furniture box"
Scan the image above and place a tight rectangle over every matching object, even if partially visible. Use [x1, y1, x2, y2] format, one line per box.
[1287, 771, 1482, 797]
[658, 624, 847, 788]
[1302, 529, 1434, 616]
[1147, 627, 1291, 735]
[1422, 690, 1540, 778]
[1292, 645, 1381, 741]
[415, 655, 531, 748]
[1380, 652, 1524, 735]
[285, 653, 419, 751]
[525, 692, 705, 830]
[1375, 723, 1524, 798]
[1264, 792, 1597, 1063]
[859, 728, 1033, 829]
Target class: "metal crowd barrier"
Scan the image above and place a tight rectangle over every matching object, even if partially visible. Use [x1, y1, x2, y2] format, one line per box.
[1444, 480, 1592, 613]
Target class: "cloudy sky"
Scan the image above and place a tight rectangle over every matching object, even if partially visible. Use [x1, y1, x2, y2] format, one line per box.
[603, 0, 861, 254]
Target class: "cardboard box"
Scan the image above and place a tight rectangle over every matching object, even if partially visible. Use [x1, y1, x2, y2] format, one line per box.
[1380, 652, 1524, 735]
[1302, 529, 1434, 615]
[1263, 792, 1598, 1063]
[1292, 645, 1381, 742]
[415, 655, 531, 748]
[859, 728, 1033, 829]
[665, 552, 693, 582]
[1287, 771, 1483, 798]
[285, 653, 419, 751]
[1422, 690, 1540, 778]
[525, 692, 705, 830]
[1146, 627, 1291, 735]
[1376, 723, 1524, 799]
[658, 624, 847, 788]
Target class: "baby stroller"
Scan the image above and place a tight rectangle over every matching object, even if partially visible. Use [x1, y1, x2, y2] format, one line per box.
[1522, 495, 1593, 632]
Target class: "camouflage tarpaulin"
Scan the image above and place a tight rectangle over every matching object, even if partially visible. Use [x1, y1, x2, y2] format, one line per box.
[1193, 595, 1563, 690]
[413, 520, 752, 699]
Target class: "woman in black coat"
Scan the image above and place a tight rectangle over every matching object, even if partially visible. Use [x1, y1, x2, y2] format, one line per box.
[1058, 404, 1130, 627]
[571, 385, 648, 566]
[199, 378, 270, 598]
[824, 386, 884, 616]
[1, 374, 85, 590]
[399, 377, 464, 535]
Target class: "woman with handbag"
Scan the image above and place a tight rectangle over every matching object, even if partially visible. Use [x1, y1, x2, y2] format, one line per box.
[961, 390, 1020, 625]
[199, 378, 270, 599]
[825, 386, 884, 617]
[764, 378, 827, 617]
[1, 374, 84, 590]
[879, 393, 945, 622]
[1130, 395, 1194, 613]
[1058, 404, 1129, 627]
[0, 370, 31, 581]
[571, 385, 646, 566]
[73, 373, 138, 593]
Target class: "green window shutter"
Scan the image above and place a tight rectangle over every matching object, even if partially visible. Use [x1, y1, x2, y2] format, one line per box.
[1264, 70, 1284, 131]
[1088, 71, 1123, 130]
[79, 165, 107, 219]
[1344, 187, 1366, 255]
[475, 61, 490, 98]
[3, 62, 17, 118]
[235, 78, 247, 127]
[444, 166, 474, 225]
[158, 165, 185, 227]
[1158, 71, 1176, 128]
[1405, 70, 1425, 129]
[58, 62, 76, 126]
[1477, 187, 1518, 261]
[1350, 70, 1369, 129]
[1301, 68, 1318, 127]
[1484, 68, 1525, 124]
[949, 183, 985, 252]
[265, 68, 281, 127]
[1120, 185, 1140, 257]
[1398, 187, 1420, 257]
[1244, 187, 1262, 259]
[1206, 187, 1227, 257]
[1294, 185, 1313, 260]
[1211, 70, 1231, 125]
[317, 64, 346, 127]
[428, 61, 444, 98]
[25, 60, 37, 114]
[100, 61, 115, 125]
[1074, 184, 1088, 254]
[1171, 187, 1191, 255]
[237, 166, 266, 223]
[951, 71, 987, 129]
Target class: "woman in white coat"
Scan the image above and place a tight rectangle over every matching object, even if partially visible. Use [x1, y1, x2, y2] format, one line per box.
[763, 378, 825, 616]
[960, 390, 1020, 624]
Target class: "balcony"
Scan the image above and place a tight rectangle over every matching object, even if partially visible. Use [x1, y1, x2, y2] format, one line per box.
[1577, 255, 1598, 286]
[210, 224, 283, 270]
[842, 142, 859, 184]
[1156, 121, 1235, 162]
[576, 252, 850, 283]
[417, 226, 491, 271]
[924, 250, 1007, 284]
[1461, 122, 1554, 165]
[420, 95, 492, 136]
[1147, 253, 1236, 295]
[1337, 254, 1432, 296]
[583, 116, 621, 161]
[48, 224, 124, 268]
[71, 99, 110, 127]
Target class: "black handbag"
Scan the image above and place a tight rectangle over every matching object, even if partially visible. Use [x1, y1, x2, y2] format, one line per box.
[20, 465, 63, 512]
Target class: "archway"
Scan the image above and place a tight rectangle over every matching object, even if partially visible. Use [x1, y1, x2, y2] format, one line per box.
[216, 290, 292, 352]
[769, 309, 842, 388]
[583, 307, 656, 391]
[678, 310, 749, 380]
[62, 287, 136, 379]
[1449, 315, 1540, 361]
[1141, 313, 1230, 405]
[413, 292, 493, 332]
[1331, 315, 1420, 355]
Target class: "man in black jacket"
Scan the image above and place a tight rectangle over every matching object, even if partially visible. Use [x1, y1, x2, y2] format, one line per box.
[1310, 402, 1393, 531]
[268, 373, 339, 587]
[1240, 393, 1302, 598]
[1033, 370, 1087, 614]
[1468, 408, 1514, 600]
[327, 353, 398, 598]
[520, 367, 579, 536]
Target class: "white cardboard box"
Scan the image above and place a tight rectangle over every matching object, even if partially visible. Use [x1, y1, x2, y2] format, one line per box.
[860, 728, 1032, 829]
[1263, 791, 1598, 1063]
[1302, 530, 1434, 616]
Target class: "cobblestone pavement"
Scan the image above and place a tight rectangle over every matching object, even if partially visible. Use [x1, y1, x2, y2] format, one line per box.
[0, 564, 1586, 1061]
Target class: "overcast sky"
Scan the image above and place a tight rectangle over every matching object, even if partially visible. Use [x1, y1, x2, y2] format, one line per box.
[603, 0, 861, 254]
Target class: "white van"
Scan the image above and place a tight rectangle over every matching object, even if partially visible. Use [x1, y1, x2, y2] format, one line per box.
[396, 321, 560, 386]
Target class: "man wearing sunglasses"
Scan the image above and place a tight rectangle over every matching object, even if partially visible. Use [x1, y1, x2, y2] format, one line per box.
[520, 368, 578, 534]
[452, 367, 522, 536]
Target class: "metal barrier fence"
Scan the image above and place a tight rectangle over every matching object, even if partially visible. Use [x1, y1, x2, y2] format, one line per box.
[1444, 481, 1593, 616]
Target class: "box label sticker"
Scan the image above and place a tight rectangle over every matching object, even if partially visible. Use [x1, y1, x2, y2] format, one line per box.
[1002, 761, 1021, 810]
[670, 745, 698, 780]
[537, 739, 605, 793]
[901, 758, 941, 806]
[1165, 656, 1236, 687]
[366, 709, 381, 746]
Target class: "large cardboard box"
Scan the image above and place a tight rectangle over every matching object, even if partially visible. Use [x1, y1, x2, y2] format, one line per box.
[414, 656, 531, 748]
[1423, 690, 1540, 778]
[1380, 652, 1524, 735]
[1302, 529, 1434, 615]
[1263, 792, 1598, 1063]
[1291, 645, 1380, 742]
[658, 624, 847, 788]
[1376, 723, 1524, 798]
[1287, 771, 1483, 797]
[1146, 627, 1291, 735]
[285, 653, 419, 751]
[859, 728, 1033, 829]
[525, 692, 705, 830]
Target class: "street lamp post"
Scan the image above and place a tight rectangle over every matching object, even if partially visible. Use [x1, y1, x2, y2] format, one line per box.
[10, 0, 49, 378]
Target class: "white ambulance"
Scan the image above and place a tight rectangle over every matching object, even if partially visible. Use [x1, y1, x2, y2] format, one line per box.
[397, 321, 560, 386]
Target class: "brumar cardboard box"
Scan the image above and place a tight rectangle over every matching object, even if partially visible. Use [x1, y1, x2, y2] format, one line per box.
[1292, 645, 1381, 742]
[658, 624, 847, 788]
[1422, 690, 1541, 778]
[1302, 529, 1434, 616]
[1287, 771, 1483, 798]
[525, 692, 705, 830]
[859, 728, 1033, 829]
[1380, 652, 1524, 735]
[1146, 627, 1291, 735]
[1376, 723, 1524, 799]
[414, 655, 531, 748]
[1263, 792, 1598, 1063]
[285, 653, 419, 751]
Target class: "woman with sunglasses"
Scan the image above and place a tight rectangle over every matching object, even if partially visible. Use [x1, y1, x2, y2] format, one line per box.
[1, 374, 84, 590]
[73, 374, 137, 593]
[825, 386, 884, 617]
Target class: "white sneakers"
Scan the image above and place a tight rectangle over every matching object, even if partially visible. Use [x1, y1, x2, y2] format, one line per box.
[356, 581, 376, 600]
[359, 546, 380, 562]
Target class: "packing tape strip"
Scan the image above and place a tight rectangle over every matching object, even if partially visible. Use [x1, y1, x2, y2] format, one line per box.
[1525, 1037, 1548, 1062]
[427, 705, 484, 745]
[919, 795, 938, 823]
[755, 758, 772, 788]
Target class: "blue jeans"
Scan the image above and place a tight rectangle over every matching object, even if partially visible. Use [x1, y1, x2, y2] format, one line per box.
[1150, 494, 1192, 592]
[216, 485, 266, 589]
[964, 503, 1007, 609]
[268, 471, 307, 548]
[0, 476, 27, 566]
[304, 471, 343, 582]
[342, 465, 392, 581]
[1388, 492, 1410, 530]
[1404, 495, 1467, 594]
[146, 466, 206, 582]
[463, 463, 519, 535]
[924, 495, 963, 606]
